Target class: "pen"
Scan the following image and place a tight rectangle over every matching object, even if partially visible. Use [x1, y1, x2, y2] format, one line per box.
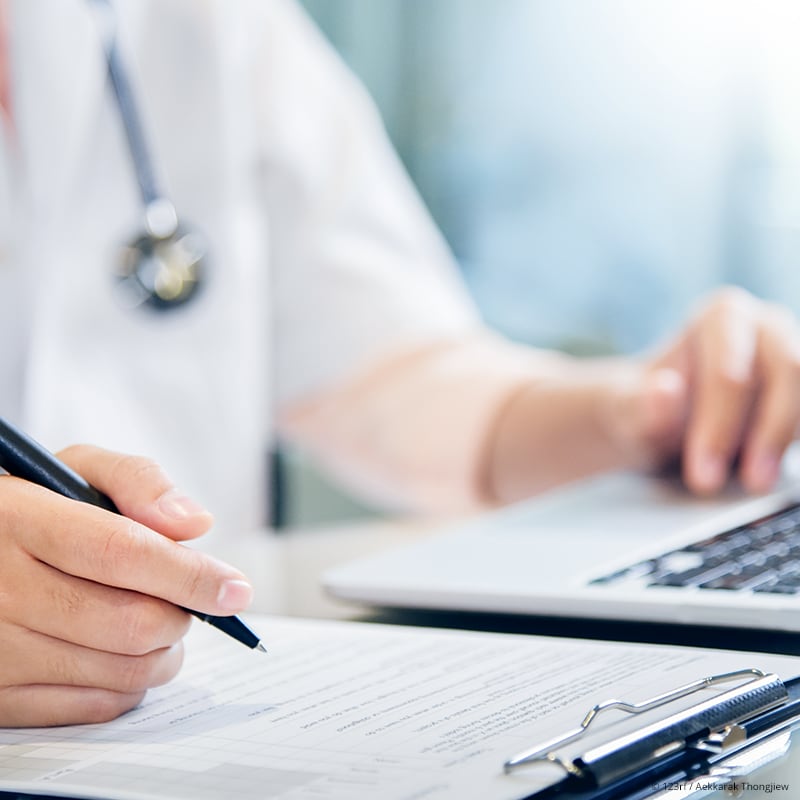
[0, 416, 265, 653]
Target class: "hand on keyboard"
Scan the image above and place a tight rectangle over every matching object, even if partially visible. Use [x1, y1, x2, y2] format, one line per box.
[627, 286, 800, 497]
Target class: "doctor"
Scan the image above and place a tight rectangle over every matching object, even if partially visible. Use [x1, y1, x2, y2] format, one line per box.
[1, 0, 800, 727]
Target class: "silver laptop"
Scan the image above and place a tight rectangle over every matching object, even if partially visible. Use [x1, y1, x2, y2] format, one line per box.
[324, 469, 800, 631]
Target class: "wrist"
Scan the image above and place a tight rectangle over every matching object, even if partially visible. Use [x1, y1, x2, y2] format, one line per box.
[484, 356, 648, 504]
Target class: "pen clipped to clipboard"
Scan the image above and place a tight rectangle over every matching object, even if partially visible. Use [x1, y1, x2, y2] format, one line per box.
[505, 668, 800, 799]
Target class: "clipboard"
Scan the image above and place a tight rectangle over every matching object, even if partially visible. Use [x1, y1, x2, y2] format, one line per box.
[4, 615, 800, 800]
[504, 668, 800, 799]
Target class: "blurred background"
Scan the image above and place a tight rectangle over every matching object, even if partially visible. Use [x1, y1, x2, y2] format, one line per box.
[283, 0, 800, 526]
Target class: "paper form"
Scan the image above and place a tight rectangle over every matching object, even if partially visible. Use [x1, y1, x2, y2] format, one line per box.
[0, 615, 798, 800]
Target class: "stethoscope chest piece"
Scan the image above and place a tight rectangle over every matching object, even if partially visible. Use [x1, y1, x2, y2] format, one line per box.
[116, 223, 207, 312]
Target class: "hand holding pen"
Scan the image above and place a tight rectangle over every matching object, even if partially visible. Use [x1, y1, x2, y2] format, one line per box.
[0, 423, 262, 728]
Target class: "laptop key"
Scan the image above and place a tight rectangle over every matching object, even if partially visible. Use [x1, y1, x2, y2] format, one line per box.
[649, 561, 737, 587]
[755, 583, 800, 595]
[699, 569, 778, 591]
[737, 550, 767, 568]
[771, 572, 800, 586]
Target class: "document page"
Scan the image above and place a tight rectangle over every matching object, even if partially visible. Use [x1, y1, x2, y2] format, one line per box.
[0, 615, 797, 800]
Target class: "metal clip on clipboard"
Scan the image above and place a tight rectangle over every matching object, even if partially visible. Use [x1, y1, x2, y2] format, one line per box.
[504, 668, 800, 798]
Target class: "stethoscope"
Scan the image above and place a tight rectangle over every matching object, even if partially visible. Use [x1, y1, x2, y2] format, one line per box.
[90, 0, 207, 311]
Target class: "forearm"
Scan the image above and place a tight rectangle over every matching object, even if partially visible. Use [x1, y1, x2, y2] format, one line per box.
[279, 335, 644, 512]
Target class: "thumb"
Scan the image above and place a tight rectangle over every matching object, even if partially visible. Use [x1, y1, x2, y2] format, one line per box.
[57, 445, 214, 542]
[609, 367, 688, 468]
[640, 367, 688, 448]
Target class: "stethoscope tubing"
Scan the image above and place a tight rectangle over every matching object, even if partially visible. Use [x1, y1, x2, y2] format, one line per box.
[89, 0, 164, 210]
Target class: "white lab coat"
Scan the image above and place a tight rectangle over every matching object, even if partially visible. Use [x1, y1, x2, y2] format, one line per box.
[0, 0, 480, 544]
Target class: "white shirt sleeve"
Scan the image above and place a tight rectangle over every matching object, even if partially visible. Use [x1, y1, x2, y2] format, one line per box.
[252, 0, 484, 408]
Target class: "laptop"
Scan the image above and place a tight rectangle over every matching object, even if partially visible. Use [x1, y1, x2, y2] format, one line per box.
[323, 468, 800, 631]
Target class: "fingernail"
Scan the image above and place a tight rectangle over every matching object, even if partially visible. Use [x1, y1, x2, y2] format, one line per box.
[217, 579, 254, 612]
[693, 453, 726, 493]
[157, 488, 209, 520]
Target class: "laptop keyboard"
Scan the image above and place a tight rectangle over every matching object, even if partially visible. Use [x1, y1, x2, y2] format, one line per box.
[590, 502, 800, 594]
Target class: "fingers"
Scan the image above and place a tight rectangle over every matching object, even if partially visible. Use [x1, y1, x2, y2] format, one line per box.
[682, 289, 759, 494]
[0, 551, 191, 653]
[0, 622, 184, 692]
[4, 479, 253, 617]
[739, 310, 800, 492]
[0, 615, 185, 727]
[0, 686, 146, 728]
[58, 445, 214, 542]
[669, 288, 800, 496]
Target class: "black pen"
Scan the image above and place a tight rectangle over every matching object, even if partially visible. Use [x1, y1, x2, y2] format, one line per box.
[0, 416, 265, 653]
